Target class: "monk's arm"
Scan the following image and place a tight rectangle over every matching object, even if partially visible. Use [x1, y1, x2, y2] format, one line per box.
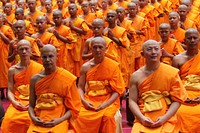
[171, 56, 180, 69]
[69, 22, 87, 35]
[8, 43, 16, 63]
[107, 30, 125, 48]
[8, 67, 28, 110]
[53, 30, 71, 44]
[0, 31, 11, 44]
[82, 40, 93, 60]
[129, 73, 154, 127]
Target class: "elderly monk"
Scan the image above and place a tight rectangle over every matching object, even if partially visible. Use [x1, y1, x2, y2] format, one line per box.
[1, 40, 43, 133]
[129, 40, 187, 133]
[76, 37, 125, 133]
[27, 44, 81, 133]
[158, 23, 184, 65]
[172, 28, 200, 133]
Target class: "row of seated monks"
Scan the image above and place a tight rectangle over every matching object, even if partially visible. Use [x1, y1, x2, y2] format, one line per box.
[0, 0, 199, 132]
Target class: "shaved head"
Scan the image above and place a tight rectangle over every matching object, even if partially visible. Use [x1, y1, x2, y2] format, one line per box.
[107, 10, 117, 15]
[185, 28, 199, 37]
[14, 20, 26, 27]
[169, 11, 180, 19]
[68, 3, 77, 9]
[41, 44, 57, 55]
[92, 18, 104, 26]
[91, 37, 106, 46]
[178, 4, 188, 10]
[142, 39, 159, 50]
[36, 15, 46, 21]
[159, 23, 170, 29]
[53, 9, 62, 17]
[15, 8, 24, 14]
[17, 39, 31, 49]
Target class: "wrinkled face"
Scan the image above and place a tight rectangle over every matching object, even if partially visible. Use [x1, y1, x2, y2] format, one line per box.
[116, 8, 125, 20]
[15, 12, 24, 20]
[101, 0, 107, 9]
[92, 22, 104, 36]
[106, 12, 117, 24]
[13, 22, 26, 36]
[81, 3, 89, 13]
[68, 5, 77, 16]
[27, 0, 36, 11]
[36, 18, 46, 31]
[53, 13, 62, 26]
[91, 42, 106, 58]
[17, 44, 32, 58]
[57, 0, 64, 9]
[185, 32, 199, 50]
[45, 1, 52, 12]
[158, 27, 170, 39]
[41, 50, 57, 69]
[178, 7, 188, 18]
[128, 5, 137, 15]
[168, 13, 179, 27]
[142, 43, 161, 62]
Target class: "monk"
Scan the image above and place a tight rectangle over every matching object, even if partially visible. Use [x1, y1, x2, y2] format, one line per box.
[177, 5, 196, 30]
[172, 28, 200, 133]
[82, 18, 118, 62]
[3, 3, 15, 26]
[104, 10, 130, 88]
[63, 3, 90, 77]
[27, 44, 81, 133]
[8, 20, 40, 64]
[1, 40, 43, 133]
[129, 40, 187, 133]
[54, 0, 69, 19]
[48, 9, 75, 71]
[158, 23, 184, 65]
[0, 12, 15, 99]
[168, 12, 186, 44]
[44, 0, 55, 27]
[76, 37, 124, 133]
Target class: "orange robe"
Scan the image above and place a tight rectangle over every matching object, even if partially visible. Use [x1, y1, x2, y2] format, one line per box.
[27, 67, 81, 133]
[183, 18, 197, 30]
[104, 25, 130, 87]
[171, 27, 185, 43]
[26, 9, 44, 23]
[0, 25, 15, 88]
[115, 1, 128, 9]
[160, 0, 172, 23]
[132, 63, 187, 133]
[76, 57, 125, 133]
[176, 51, 200, 133]
[5, 13, 15, 25]
[108, 3, 118, 10]
[65, 17, 90, 77]
[160, 38, 184, 65]
[1, 61, 43, 133]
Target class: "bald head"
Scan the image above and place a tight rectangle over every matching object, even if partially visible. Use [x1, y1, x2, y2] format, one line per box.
[68, 3, 77, 9]
[91, 37, 106, 46]
[36, 15, 46, 21]
[185, 28, 199, 37]
[15, 20, 26, 26]
[159, 23, 170, 29]
[15, 8, 24, 14]
[128, 2, 136, 8]
[5, 3, 12, 7]
[142, 39, 159, 51]
[169, 11, 180, 19]
[92, 18, 104, 26]
[53, 9, 62, 17]
[107, 10, 117, 16]
[178, 4, 188, 10]
[116, 6, 125, 12]
[41, 44, 57, 55]
[17, 39, 31, 49]
[181, 0, 192, 7]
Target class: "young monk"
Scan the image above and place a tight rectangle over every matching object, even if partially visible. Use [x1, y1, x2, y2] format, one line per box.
[76, 37, 124, 133]
[104, 10, 130, 88]
[27, 44, 81, 133]
[54, 0, 69, 19]
[1, 40, 43, 133]
[44, 0, 55, 27]
[48, 9, 75, 71]
[129, 40, 187, 133]
[172, 28, 200, 133]
[158, 23, 184, 65]
[177, 4, 196, 30]
[3, 3, 15, 26]
[0, 13, 15, 99]
[8, 20, 40, 64]
[63, 3, 90, 77]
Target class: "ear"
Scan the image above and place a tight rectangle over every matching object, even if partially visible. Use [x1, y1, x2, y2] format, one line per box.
[141, 51, 144, 57]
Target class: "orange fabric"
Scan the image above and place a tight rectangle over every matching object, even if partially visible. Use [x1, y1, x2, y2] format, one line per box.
[132, 63, 187, 133]
[1, 61, 43, 133]
[183, 18, 196, 30]
[115, 1, 128, 9]
[76, 57, 125, 133]
[177, 51, 200, 133]
[108, 3, 118, 10]
[6, 13, 15, 24]
[26, 9, 44, 23]
[27, 67, 81, 133]
[65, 17, 90, 77]
[171, 27, 185, 43]
[0, 25, 15, 88]
[160, 38, 184, 65]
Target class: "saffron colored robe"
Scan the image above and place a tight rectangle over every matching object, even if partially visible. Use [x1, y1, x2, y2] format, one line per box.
[0, 25, 15, 88]
[1, 61, 43, 133]
[177, 51, 200, 133]
[76, 57, 125, 133]
[160, 38, 184, 65]
[170, 27, 185, 43]
[132, 63, 187, 133]
[27, 67, 81, 133]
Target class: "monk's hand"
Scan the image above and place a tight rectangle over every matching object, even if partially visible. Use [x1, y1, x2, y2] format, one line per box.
[95, 102, 107, 111]
[82, 100, 95, 111]
[31, 116, 45, 126]
[151, 116, 167, 128]
[53, 30, 59, 38]
[12, 101, 28, 111]
[43, 118, 62, 127]
[107, 29, 114, 39]
[135, 30, 145, 36]
[140, 116, 154, 128]
[69, 21, 74, 29]
[35, 38, 44, 48]
[161, 48, 170, 57]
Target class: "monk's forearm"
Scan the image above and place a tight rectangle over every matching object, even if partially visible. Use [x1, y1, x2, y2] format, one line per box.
[82, 53, 93, 60]
[28, 106, 36, 120]
[104, 92, 119, 107]
[71, 26, 87, 35]
[8, 53, 16, 63]
[129, 99, 145, 122]
[7, 89, 15, 104]
[57, 34, 71, 44]
[110, 37, 125, 48]
[0, 32, 10, 44]
[162, 101, 180, 121]
[60, 110, 71, 121]
[78, 88, 85, 101]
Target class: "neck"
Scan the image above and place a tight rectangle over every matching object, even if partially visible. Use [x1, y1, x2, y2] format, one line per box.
[145, 61, 160, 72]
[70, 15, 77, 19]
[171, 25, 178, 30]
[186, 49, 198, 56]
[119, 17, 124, 22]
[30, 8, 36, 13]
[39, 29, 46, 34]
[94, 56, 104, 65]
[129, 14, 136, 19]
[18, 34, 25, 39]
[45, 66, 57, 75]
[180, 17, 186, 22]
[83, 12, 89, 15]
[20, 58, 30, 67]
[161, 37, 169, 43]
[108, 23, 116, 28]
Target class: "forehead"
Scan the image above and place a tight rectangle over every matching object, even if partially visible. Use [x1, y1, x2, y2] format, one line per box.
[159, 26, 170, 30]
[144, 43, 160, 49]
[27, 0, 36, 3]
[68, 5, 76, 9]
[107, 12, 116, 16]
[116, 8, 124, 12]
[36, 18, 45, 22]
[169, 13, 178, 18]
[92, 21, 103, 26]
[15, 22, 25, 26]
[185, 31, 199, 37]
[18, 44, 31, 49]
[178, 6, 187, 11]
[53, 12, 62, 16]
[92, 42, 105, 47]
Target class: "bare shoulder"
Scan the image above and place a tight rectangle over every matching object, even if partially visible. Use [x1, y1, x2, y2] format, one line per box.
[173, 51, 186, 61]
[30, 70, 45, 84]
[80, 61, 91, 74]
[130, 67, 144, 85]
[173, 51, 187, 68]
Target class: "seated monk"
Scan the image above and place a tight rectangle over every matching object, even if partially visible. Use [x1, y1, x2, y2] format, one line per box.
[27, 44, 81, 133]
[172, 28, 200, 133]
[1, 40, 43, 133]
[75, 37, 125, 133]
[129, 40, 187, 133]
